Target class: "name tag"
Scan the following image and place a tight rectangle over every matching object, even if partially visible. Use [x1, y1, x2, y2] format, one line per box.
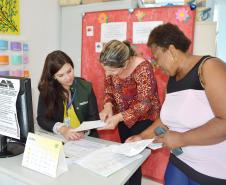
[64, 117, 70, 127]
[79, 101, 88, 106]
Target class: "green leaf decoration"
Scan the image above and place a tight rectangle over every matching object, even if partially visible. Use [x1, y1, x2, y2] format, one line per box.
[0, 0, 19, 33]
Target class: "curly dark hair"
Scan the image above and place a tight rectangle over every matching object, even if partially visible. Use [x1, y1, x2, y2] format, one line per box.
[147, 23, 191, 52]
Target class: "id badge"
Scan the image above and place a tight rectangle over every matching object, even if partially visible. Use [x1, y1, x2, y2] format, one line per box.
[64, 117, 70, 127]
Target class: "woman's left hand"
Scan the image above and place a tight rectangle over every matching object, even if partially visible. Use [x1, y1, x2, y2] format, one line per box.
[154, 130, 184, 149]
[59, 126, 85, 141]
[99, 113, 123, 130]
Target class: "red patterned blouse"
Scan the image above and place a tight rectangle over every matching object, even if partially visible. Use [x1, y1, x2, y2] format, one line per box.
[104, 60, 161, 128]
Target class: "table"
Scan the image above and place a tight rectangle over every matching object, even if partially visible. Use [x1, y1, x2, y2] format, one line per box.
[0, 136, 151, 185]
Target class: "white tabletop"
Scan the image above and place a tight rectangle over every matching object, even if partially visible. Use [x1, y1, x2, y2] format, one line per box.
[0, 136, 151, 185]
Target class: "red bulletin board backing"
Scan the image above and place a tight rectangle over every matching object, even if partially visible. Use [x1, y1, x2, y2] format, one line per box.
[81, 6, 195, 183]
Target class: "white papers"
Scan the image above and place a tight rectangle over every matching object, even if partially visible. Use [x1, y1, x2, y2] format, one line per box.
[72, 120, 107, 132]
[70, 139, 161, 177]
[64, 139, 106, 162]
[110, 139, 151, 157]
[138, 0, 184, 7]
[147, 141, 163, 150]
[155, 0, 184, 3]
[101, 22, 127, 43]
[0, 78, 20, 139]
[75, 145, 142, 177]
[111, 139, 162, 157]
[133, 21, 162, 44]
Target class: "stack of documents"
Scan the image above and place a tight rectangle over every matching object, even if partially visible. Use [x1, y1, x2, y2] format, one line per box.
[64, 139, 106, 162]
[75, 146, 142, 177]
[61, 119, 163, 178]
[72, 139, 162, 177]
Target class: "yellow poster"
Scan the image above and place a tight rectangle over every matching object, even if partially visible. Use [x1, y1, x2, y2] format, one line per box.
[0, 0, 20, 35]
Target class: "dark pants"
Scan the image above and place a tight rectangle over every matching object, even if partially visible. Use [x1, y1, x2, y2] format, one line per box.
[88, 129, 99, 138]
[118, 119, 153, 185]
[166, 154, 226, 185]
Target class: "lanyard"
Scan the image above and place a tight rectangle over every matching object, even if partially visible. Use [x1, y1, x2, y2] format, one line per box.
[66, 90, 76, 116]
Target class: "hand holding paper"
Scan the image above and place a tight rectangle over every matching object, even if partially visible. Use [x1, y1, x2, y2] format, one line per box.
[72, 120, 107, 132]
[98, 113, 123, 130]
[111, 139, 162, 157]
[61, 127, 84, 141]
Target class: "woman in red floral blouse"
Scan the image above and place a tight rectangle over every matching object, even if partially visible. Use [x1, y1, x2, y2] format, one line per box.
[99, 40, 161, 185]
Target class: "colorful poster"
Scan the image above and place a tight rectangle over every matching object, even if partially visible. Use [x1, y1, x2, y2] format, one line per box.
[0, 38, 30, 77]
[0, 0, 20, 35]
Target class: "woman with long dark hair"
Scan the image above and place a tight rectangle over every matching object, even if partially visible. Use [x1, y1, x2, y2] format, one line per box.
[37, 50, 99, 140]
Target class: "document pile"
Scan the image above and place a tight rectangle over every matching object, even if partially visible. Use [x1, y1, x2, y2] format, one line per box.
[68, 139, 162, 177]
[64, 120, 163, 177]
[75, 145, 142, 177]
[64, 139, 106, 162]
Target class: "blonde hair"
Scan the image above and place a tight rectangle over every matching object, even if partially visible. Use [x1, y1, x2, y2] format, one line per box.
[100, 40, 136, 68]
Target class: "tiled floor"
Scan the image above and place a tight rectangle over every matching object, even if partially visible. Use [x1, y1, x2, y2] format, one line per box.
[142, 177, 162, 185]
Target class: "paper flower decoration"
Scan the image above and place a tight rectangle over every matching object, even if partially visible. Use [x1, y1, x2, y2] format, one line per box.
[176, 8, 190, 23]
[98, 13, 108, 24]
[135, 11, 146, 22]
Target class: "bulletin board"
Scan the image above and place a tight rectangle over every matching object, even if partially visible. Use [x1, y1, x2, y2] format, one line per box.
[81, 6, 195, 183]
[82, 6, 195, 109]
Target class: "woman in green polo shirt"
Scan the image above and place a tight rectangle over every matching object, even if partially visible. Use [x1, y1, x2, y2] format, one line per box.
[37, 50, 99, 140]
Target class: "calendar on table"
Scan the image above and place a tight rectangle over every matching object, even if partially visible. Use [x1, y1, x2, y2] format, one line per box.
[22, 133, 68, 178]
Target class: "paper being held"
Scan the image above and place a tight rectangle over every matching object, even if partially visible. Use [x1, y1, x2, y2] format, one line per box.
[111, 139, 162, 157]
[72, 120, 107, 132]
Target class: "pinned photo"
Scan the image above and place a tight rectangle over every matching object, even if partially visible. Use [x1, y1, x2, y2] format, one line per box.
[95, 42, 103, 53]
[86, 26, 94, 37]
